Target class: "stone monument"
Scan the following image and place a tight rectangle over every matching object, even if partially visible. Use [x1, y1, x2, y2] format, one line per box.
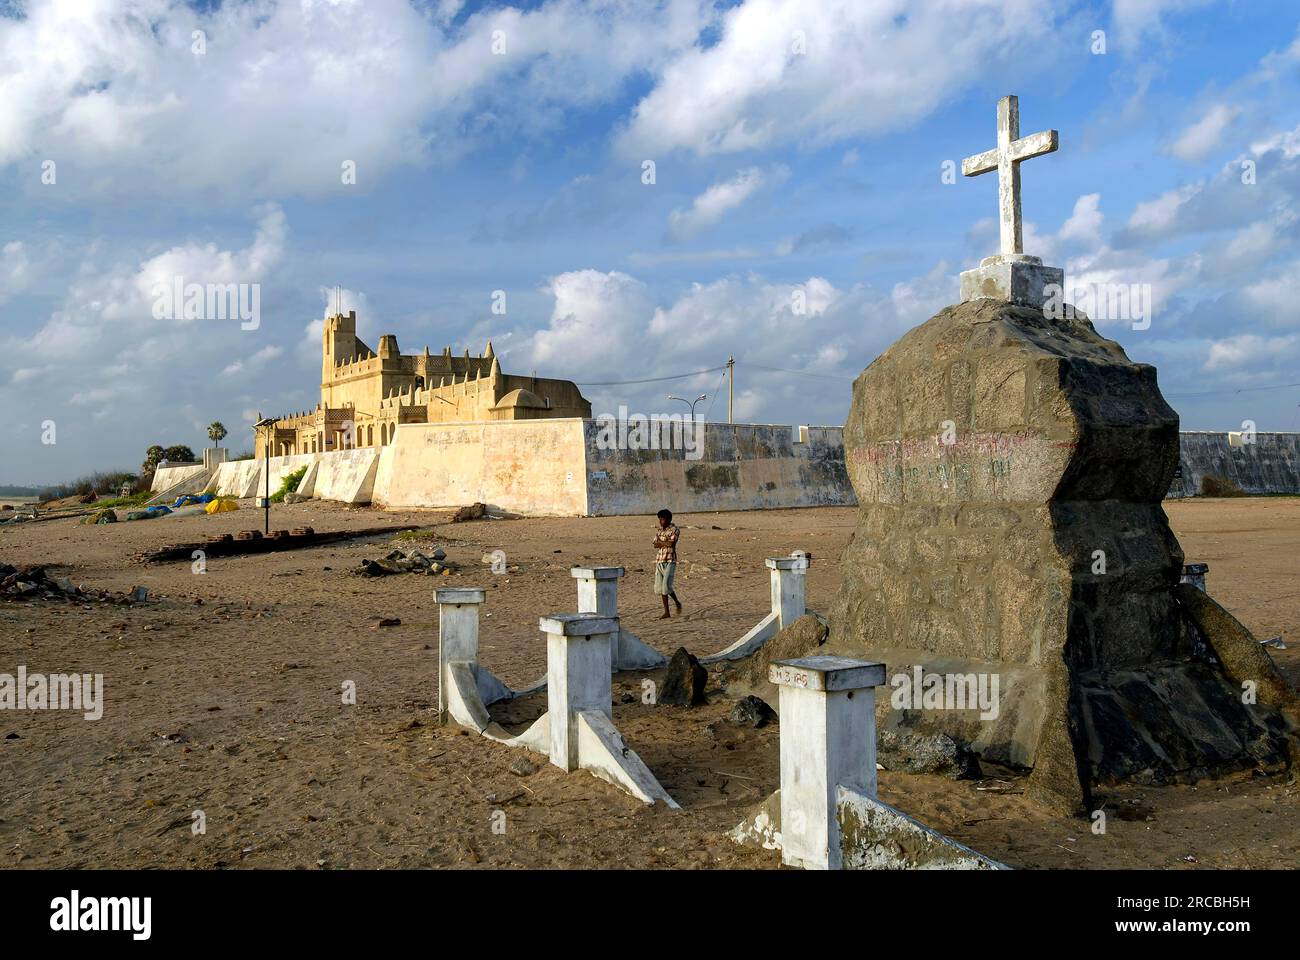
[829, 95, 1298, 813]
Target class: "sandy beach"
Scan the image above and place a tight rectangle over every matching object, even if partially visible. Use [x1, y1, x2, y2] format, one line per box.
[0, 497, 1296, 869]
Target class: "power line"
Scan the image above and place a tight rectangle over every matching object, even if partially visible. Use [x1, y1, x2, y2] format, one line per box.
[702, 365, 729, 422]
[575, 364, 728, 387]
[576, 359, 856, 389]
[745, 362, 855, 383]
[1165, 380, 1300, 400]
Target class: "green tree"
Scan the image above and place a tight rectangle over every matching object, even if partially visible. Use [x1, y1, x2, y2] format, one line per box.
[142, 444, 165, 477]
[207, 421, 228, 447]
[163, 445, 196, 463]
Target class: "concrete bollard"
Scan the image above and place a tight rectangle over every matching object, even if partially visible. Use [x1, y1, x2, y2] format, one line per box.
[435, 586, 514, 728]
[769, 655, 885, 870]
[539, 613, 619, 771]
[571, 566, 622, 618]
[731, 653, 1007, 869]
[768, 555, 809, 630]
[700, 553, 811, 663]
[570, 566, 667, 670]
[435, 587, 487, 724]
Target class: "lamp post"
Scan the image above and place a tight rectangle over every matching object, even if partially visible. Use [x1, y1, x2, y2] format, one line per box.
[667, 394, 708, 419]
[254, 416, 279, 535]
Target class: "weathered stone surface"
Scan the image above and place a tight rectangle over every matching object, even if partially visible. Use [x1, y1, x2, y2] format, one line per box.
[725, 613, 828, 707]
[659, 647, 708, 706]
[730, 695, 778, 728]
[452, 502, 487, 522]
[877, 730, 980, 779]
[830, 297, 1298, 806]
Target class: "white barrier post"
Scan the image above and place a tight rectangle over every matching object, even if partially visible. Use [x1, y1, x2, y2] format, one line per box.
[570, 566, 666, 670]
[700, 553, 811, 664]
[539, 613, 618, 771]
[769, 655, 885, 870]
[436, 587, 487, 725]
[769, 556, 808, 629]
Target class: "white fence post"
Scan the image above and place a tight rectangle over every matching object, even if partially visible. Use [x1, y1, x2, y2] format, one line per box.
[769, 655, 885, 870]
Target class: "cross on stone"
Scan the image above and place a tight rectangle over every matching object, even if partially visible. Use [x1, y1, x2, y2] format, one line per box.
[962, 95, 1058, 258]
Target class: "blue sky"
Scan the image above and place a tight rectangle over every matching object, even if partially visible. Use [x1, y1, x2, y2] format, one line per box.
[3, 0, 1300, 484]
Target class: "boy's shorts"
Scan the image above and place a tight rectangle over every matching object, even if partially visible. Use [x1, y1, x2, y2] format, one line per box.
[654, 561, 676, 595]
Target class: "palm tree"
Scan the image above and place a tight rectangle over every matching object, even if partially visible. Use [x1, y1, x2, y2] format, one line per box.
[207, 421, 228, 448]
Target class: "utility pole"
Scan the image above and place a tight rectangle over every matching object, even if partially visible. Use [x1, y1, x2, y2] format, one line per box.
[727, 356, 735, 424]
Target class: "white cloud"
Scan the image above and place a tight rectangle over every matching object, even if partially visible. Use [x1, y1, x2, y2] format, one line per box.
[0, 241, 30, 304]
[1058, 193, 1105, 249]
[520, 263, 954, 425]
[0, 0, 712, 199]
[618, 0, 1064, 157]
[530, 270, 654, 369]
[1111, 0, 1216, 52]
[668, 167, 768, 239]
[1170, 104, 1240, 162]
[1126, 183, 1201, 237]
[1204, 333, 1300, 372]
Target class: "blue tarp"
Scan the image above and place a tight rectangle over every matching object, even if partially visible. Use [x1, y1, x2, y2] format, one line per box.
[171, 494, 215, 508]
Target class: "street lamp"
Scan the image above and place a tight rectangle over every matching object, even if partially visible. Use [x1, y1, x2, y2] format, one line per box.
[254, 416, 279, 534]
[667, 394, 708, 419]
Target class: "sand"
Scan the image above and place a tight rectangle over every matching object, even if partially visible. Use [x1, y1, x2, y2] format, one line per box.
[0, 497, 1296, 869]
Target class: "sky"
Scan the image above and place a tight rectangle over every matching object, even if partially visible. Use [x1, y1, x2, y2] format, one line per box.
[2, 0, 1300, 485]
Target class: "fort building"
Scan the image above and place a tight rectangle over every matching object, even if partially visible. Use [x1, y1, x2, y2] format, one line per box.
[254, 311, 592, 457]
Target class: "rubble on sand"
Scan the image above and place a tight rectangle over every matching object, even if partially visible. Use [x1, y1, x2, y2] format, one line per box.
[357, 547, 458, 577]
[451, 502, 488, 523]
[0, 562, 150, 606]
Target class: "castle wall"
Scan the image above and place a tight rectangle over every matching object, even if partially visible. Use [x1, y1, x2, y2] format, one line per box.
[1169, 431, 1300, 497]
[371, 419, 589, 514]
[583, 422, 855, 516]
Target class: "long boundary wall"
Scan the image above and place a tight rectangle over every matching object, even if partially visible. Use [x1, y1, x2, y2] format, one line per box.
[157, 427, 1300, 515]
[583, 421, 854, 515]
[1170, 431, 1300, 497]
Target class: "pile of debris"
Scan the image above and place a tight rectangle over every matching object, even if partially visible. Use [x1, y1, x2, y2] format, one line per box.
[357, 548, 459, 577]
[0, 562, 149, 605]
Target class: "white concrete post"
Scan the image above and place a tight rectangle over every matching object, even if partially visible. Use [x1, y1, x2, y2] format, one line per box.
[540, 613, 618, 771]
[570, 565, 667, 670]
[769, 655, 886, 870]
[572, 565, 622, 637]
[436, 587, 486, 724]
[767, 555, 809, 629]
[574, 566, 622, 671]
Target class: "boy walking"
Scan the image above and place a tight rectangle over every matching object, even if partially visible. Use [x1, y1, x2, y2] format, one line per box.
[653, 508, 682, 619]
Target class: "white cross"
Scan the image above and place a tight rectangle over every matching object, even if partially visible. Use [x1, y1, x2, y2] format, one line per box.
[962, 95, 1058, 258]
